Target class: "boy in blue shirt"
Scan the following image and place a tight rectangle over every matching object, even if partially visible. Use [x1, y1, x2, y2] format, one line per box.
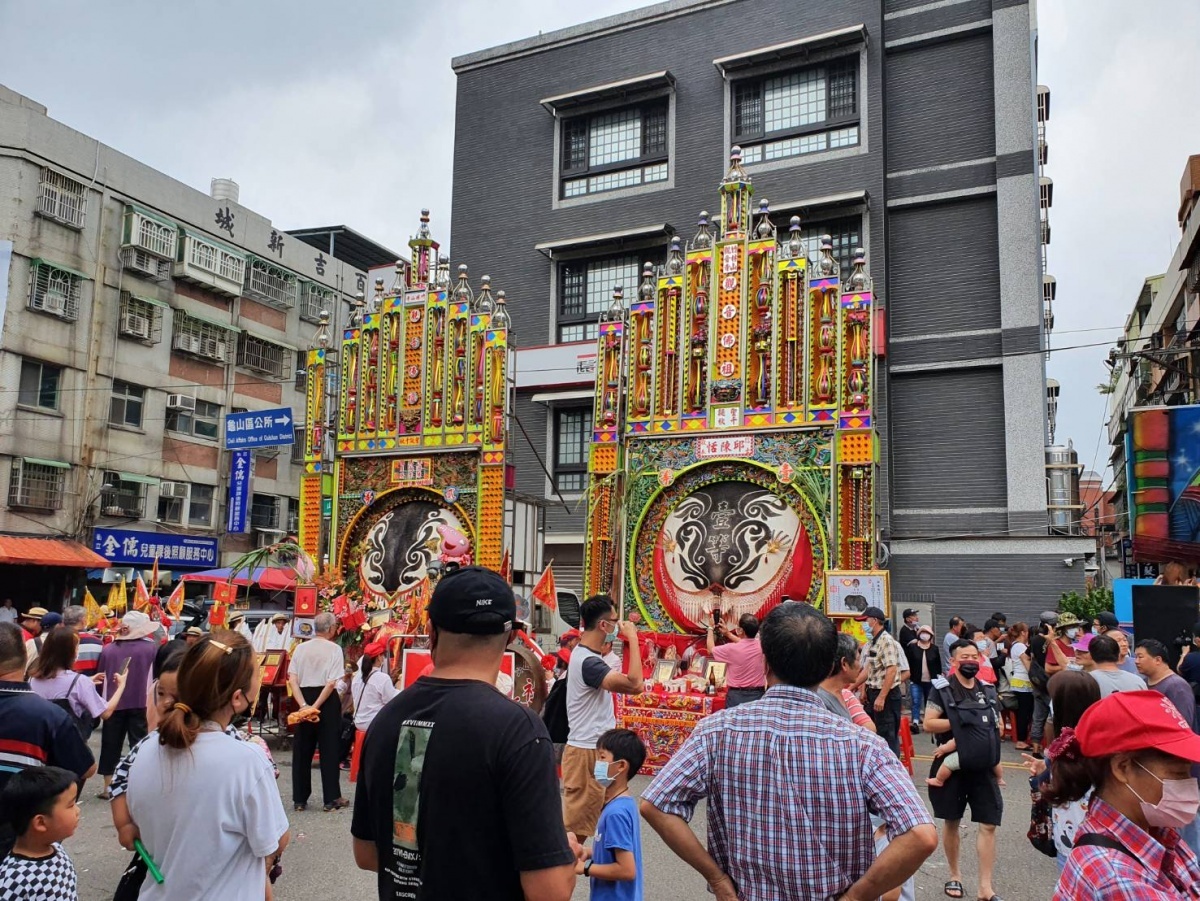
[579, 728, 644, 901]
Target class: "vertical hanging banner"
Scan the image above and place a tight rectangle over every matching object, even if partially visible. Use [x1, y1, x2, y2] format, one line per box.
[228, 450, 251, 533]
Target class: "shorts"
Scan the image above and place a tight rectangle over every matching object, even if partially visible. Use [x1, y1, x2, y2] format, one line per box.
[928, 760, 1003, 826]
[939, 752, 960, 772]
[562, 745, 605, 839]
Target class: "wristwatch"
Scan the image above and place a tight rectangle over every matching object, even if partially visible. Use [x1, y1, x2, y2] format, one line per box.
[584, 860, 594, 877]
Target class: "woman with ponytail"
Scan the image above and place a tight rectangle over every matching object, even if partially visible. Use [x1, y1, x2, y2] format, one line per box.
[1047, 690, 1200, 899]
[123, 634, 289, 900]
[347, 639, 401, 781]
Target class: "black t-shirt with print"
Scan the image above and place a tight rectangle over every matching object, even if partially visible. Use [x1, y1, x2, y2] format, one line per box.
[351, 676, 574, 901]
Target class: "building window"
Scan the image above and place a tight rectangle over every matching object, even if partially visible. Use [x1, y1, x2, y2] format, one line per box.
[28, 260, 83, 320]
[294, 350, 308, 391]
[251, 494, 280, 530]
[166, 399, 221, 441]
[560, 100, 669, 198]
[287, 497, 300, 533]
[300, 282, 335, 323]
[238, 334, 288, 378]
[119, 293, 163, 344]
[554, 407, 592, 493]
[37, 169, 87, 229]
[770, 214, 861, 277]
[172, 313, 234, 364]
[734, 58, 858, 164]
[122, 207, 177, 259]
[101, 473, 146, 519]
[182, 233, 245, 284]
[109, 381, 145, 429]
[245, 259, 298, 309]
[290, 425, 305, 464]
[557, 253, 645, 342]
[18, 359, 61, 411]
[158, 482, 216, 528]
[9, 458, 68, 511]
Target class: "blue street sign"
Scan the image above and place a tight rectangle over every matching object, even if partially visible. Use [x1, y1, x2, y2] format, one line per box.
[224, 407, 295, 449]
[92, 528, 219, 568]
[228, 450, 251, 534]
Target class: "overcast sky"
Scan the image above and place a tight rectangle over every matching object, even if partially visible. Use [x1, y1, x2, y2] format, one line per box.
[2, 0, 1198, 485]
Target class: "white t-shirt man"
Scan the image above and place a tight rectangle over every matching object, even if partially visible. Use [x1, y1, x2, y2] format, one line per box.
[126, 731, 288, 901]
[0, 605, 16, 624]
[566, 645, 614, 750]
[289, 637, 345, 689]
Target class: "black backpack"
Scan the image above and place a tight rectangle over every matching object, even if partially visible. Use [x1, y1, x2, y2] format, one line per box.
[50, 673, 98, 740]
[542, 678, 569, 743]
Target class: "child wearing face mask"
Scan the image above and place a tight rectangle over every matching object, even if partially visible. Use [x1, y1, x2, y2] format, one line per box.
[578, 728, 646, 901]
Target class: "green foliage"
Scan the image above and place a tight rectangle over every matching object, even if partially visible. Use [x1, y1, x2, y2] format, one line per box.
[1058, 586, 1114, 623]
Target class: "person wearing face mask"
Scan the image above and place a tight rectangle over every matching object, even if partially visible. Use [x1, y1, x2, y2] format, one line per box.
[855, 606, 904, 757]
[1047, 690, 1200, 900]
[578, 729, 646, 901]
[925, 640, 1005, 901]
[1046, 613, 1081, 678]
[123, 634, 290, 901]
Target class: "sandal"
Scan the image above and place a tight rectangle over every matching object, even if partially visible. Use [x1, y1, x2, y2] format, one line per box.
[978, 896, 1005, 901]
[96, 790, 112, 801]
[323, 797, 350, 812]
[945, 880, 964, 898]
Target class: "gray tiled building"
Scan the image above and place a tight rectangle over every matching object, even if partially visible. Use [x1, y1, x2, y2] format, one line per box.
[450, 0, 1092, 624]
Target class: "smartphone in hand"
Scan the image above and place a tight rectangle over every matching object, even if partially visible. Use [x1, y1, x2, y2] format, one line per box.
[118, 656, 132, 677]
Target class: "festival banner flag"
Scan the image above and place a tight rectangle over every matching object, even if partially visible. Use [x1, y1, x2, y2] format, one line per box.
[531, 562, 557, 613]
[83, 588, 102, 629]
[133, 574, 152, 612]
[114, 577, 128, 614]
[149, 556, 160, 596]
[499, 548, 512, 584]
[165, 581, 185, 619]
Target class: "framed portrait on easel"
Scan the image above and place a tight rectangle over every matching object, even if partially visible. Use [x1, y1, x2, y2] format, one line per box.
[825, 570, 891, 619]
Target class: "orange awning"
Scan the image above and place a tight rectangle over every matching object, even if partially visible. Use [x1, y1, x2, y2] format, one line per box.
[0, 536, 112, 568]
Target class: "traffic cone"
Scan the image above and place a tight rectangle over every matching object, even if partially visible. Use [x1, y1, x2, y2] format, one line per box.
[899, 718, 914, 775]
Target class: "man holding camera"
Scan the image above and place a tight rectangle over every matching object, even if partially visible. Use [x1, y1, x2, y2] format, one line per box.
[1027, 611, 1057, 754]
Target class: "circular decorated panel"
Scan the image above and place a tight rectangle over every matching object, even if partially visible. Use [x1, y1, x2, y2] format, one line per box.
[342, 489, 474, 599]
[631, 462, 825, 631]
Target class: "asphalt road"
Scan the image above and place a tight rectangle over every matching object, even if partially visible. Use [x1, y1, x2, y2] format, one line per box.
[68, 734, 1060, 901]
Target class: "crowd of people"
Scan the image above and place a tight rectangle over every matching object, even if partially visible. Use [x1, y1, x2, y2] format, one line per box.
[6, 579, 1200, 900]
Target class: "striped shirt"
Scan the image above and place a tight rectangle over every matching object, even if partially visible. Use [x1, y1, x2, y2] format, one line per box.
[71, 632, 104, 676]
[642, 684, 932, 900]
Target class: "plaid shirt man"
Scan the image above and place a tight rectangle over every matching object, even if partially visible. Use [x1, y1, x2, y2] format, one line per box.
[1054, 796, 1200, 900]
[864, 630, 902, 690]
[641, 684, 933, 900]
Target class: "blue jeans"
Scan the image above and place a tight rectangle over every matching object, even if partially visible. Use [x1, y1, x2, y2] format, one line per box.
[909, 681, 930, 724]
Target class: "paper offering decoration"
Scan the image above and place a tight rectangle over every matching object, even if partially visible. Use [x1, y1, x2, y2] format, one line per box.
[824, 570, 890, 618]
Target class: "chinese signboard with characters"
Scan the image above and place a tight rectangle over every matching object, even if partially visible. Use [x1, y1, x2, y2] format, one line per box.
[390, 457, 433, 486]
[228, 450, 251, 533]
[225, 407, 295, 449]
[92, 528, 219, 568]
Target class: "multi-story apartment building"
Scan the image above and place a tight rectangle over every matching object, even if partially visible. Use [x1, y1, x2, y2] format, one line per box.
[449, 0, 1092, 622]
[1107, 156, 1200, 569]
[0, 85, 396, 606]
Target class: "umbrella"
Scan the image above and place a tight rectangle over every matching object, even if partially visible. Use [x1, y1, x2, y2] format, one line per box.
[180, 566, 298, 591]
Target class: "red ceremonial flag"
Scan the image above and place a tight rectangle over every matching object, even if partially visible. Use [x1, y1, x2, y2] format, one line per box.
[133, 574, 152, 612]
[165, 581, 185, 619]
[531, 563, 557, 613]
[149, 556, 160, 596]
[499, 548, 512, 584]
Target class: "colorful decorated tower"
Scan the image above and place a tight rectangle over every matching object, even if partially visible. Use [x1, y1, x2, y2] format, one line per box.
[300, 210, 512, 628]
[582, 149, 878, 632]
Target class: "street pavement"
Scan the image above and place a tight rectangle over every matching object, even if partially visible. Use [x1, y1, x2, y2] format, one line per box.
[68, 734, 1060, 900]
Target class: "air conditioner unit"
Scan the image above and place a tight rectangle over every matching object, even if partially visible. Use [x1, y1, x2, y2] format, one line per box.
[174, 333, 201, 354]
[40, 291, 67, 316]
[159, 481, 188, 498]
[102, 505, 126, 517]
[166, 394, 197, 411]
[199, 337, 227, 362]
[122, 247, 168, 281]
[123, 311, 151, 339]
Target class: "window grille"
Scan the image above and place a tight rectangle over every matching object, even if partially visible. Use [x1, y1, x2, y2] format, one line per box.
[251, 494, 280, 530]
[172, 313, 233, 364]
[554, 408, 592, 492]
[238, 334, 287, 377]
[300, 282, 335, 322]
[9, 459, 66, 510]
[734, 58, 859, 164]
[557, 253, 645, 342]
[559, 100, 669, 198]
[119, 293, 163, 344]
[37, 169, 86, 229]
[245, 259, 297, 309]
[101, 473, 145, 518]
[28, 261, 82, 320]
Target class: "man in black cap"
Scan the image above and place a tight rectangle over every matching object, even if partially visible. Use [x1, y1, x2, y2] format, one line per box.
[351, 566, 577, 901]
[856, 606, 904, 757]
[898, 608, 920, 649]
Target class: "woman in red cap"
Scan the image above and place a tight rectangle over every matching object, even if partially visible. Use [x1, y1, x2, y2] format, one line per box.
[347, 640, 401, 782]
[1046, 689, 1200, 899]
